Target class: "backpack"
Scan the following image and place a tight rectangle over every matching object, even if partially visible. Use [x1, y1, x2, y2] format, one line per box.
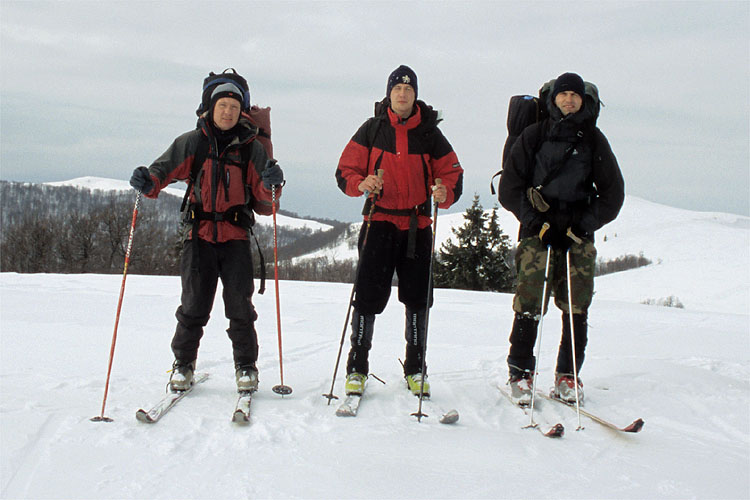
[196, 68, 251, 116]
[490, 79, 601, 196]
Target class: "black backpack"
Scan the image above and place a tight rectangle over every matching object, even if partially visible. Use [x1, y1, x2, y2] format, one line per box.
[490, 79, 601, 196]
[195, 68, 251, 116]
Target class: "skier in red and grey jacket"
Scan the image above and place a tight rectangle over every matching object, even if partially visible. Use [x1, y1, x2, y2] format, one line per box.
[129, 78, 283, 394]
[335, 65, 464, 398]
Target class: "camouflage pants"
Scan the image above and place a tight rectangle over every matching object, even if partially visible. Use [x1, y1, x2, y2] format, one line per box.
[512, 237, 597, 316]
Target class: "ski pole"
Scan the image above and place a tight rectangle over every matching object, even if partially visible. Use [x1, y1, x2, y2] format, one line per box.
[412, 179, 441, 422]
[91, 191, 142, 422]
[525, 231, 552, 430]
[323, 169, 383, 404]
[565, 249, 583, 430]
[270, 184, 293, 396]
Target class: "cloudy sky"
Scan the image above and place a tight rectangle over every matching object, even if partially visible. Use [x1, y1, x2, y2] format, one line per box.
[1, 1, 748, 221]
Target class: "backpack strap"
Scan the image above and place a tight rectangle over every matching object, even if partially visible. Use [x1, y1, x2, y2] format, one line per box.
[181, 135, 210, 213]
[180, 136, 266, 293]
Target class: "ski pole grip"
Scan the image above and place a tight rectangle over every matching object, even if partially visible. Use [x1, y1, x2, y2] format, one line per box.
[566, 227, 584, 245]
[431, 178, 442, 201]
[367, 169, 384, 198]
[539, 222, 551, 241]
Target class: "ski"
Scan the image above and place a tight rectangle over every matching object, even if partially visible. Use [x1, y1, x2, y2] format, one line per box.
[232, 391, 253, 424]
[498, 385, 565, 438]
[335, 394, 362, 417]
[537, 391, 644, 433]
[136, 372, 209, 424]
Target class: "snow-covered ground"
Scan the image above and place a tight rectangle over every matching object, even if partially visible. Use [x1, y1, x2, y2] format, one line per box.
[2, 200, 749, 499]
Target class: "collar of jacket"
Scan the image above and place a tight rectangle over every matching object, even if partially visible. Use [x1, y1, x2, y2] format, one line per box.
[387, 104, 422, 129]
[198, 115, 257, 148]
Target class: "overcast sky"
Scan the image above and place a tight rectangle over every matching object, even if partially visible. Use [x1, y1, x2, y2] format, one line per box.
[1, 1, 748, 221]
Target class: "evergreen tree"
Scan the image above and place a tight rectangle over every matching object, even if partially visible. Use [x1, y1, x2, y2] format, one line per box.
[433, 195, 514, 292]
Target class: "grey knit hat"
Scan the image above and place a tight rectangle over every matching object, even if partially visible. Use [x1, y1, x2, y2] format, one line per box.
[210, 82, 244, 109]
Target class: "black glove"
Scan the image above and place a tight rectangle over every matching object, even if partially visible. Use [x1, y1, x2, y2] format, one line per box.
[129, 166, 154, 194]
[262, 159, 284, 189]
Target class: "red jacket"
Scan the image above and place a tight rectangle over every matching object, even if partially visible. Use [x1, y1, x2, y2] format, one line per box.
[336, 100, 463, 230]
[144, 115, 278, 243]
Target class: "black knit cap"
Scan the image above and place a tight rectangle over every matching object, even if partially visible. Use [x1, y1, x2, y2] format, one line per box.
[552, 72, 585, 100]
[387, 65, 418, 98]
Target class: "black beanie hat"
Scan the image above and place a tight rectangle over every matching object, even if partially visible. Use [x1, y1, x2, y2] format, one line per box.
[552, 72, 585, 100]
[387, 65, 418, 98]
[210, 82, 245, 111]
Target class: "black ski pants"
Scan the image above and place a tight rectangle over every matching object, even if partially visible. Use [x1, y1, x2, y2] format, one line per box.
[353, 221, 433, 314]
[171, 238, 258, 367]
[346, 220, 433, 376]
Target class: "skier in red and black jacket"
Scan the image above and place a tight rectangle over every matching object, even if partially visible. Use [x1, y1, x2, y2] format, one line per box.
[129, 77, 283, 394]
[335, 65, 464, 398]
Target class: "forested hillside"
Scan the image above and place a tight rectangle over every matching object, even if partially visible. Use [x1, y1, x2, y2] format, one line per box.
[0, 181, 349, 278]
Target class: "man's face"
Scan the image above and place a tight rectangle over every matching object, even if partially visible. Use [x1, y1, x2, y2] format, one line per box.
[390, 83, 416, 118]
[554, 91, 583, 116]
[213, 97, 241, 131]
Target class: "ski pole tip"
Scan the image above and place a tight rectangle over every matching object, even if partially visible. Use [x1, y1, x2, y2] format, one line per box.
[272, 384, 293, 396]
[90, 415, 114, 423]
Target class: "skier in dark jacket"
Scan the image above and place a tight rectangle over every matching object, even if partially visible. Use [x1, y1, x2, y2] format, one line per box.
[129, 77, 284, 394]
[498, 72, 624, 405]
[335, 65, 464, 398]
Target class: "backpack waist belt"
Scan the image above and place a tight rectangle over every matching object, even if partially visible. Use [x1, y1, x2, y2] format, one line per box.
[370, 204, 431, 259]
[184, 203, 255, 230]
[182, 203, 266, 294]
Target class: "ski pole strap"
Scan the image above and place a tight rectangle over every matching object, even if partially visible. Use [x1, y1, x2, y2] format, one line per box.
[249, 226, 266, 295]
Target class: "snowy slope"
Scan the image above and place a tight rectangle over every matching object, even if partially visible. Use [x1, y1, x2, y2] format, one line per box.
[1, 205, 749, 499]
[296, 195, 749, 314]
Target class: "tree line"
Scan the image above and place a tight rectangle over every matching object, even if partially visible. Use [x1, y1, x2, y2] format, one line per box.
[0, 182, 649, 289]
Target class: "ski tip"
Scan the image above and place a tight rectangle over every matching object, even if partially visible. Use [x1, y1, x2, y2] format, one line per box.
[546, 423, 565, 438]
[439, 409, 460, 424]
[232, 411, 250, 424]
[623, 418, 645, 433]
[135, 410, 155, 424]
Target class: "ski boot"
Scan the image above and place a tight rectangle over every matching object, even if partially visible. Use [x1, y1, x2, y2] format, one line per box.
[344, 372, 367, 396]
[235, 364, 259, 393]
[554, 373, 584, 405]
[508, 372, 533, 407]
[405, 372, 430, 397]
[169, 360, 195, 392]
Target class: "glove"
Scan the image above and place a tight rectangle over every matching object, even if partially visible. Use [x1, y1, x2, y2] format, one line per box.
[129, 166, 154, 194]
[262, 159, 284, 189]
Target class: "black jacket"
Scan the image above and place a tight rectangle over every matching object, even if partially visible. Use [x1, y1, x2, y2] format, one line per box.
[499, 100, 625, 240]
